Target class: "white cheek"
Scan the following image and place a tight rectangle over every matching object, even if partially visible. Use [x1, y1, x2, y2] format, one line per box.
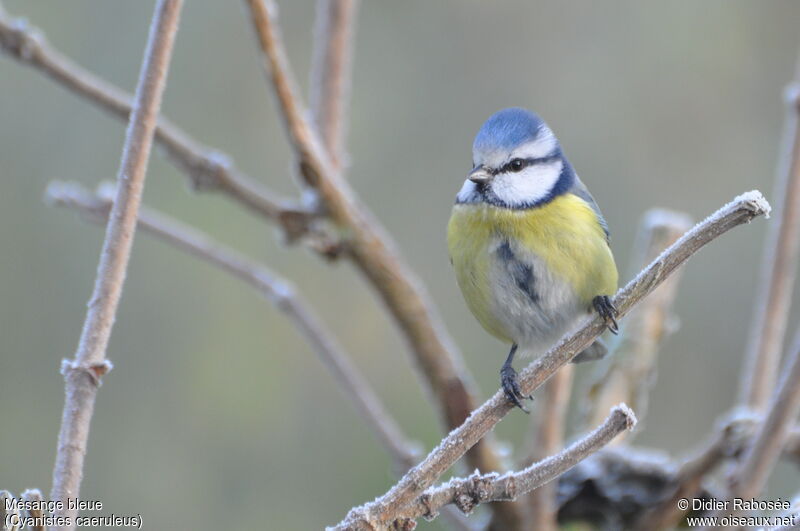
[491, 160, 563, 206]
[456, 179, 478, 202]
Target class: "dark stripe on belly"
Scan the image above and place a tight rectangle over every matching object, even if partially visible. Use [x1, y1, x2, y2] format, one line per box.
[497, 240, 539, 303]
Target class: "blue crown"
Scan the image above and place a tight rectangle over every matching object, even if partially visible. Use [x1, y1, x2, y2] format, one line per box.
[473, 108, 546, 153]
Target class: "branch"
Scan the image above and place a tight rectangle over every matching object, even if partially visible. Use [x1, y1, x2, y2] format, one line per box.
[634, 413, 756, 530]
[0, 491, 18, 531]
[356, 405, 636, 528]
[727, 328, 800, 504]
[45, 181, 419, 474]
[740, 70, 800, 409]
[787, 426, 800, 464]
[242, 0, 512, 509]
[0, 6, 311, 239]
[525, 366, 574, 531]
[584, 209, 692, 431]
[309, 0, 358, 170]
[332, 191, 771, 530]
[49, 1, 182, 527]
[21, 489, 46, 531]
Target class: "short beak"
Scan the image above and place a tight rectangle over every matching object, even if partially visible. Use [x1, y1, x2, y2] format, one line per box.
[468, 166, 492, 184]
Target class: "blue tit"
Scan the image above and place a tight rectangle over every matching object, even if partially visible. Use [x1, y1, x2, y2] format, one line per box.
[447, 108, 619, 411]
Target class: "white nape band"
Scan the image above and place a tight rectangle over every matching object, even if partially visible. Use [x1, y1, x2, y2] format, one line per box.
[513, 128, 557, 160]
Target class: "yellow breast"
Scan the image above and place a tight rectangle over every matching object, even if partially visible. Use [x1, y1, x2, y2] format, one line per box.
[447, 193, 618, 342]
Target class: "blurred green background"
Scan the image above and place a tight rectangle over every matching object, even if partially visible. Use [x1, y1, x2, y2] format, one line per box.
[2, 1, 800, 529]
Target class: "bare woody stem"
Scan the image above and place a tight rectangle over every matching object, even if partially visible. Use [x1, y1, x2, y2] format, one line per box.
[333, 191, 770, 530]
[309, 0, 358, 170]
[22, 489, 47, 531]
[526, 365, 574, 531]
[45, 181, 419, 473]
[727, 329, 800, 503]
[48, 1, 183, 527]
[242, 0, 507, 487]
[584, 209, 692, 430]
[385, 405, 636, 527]
[0, 7, 304, 235]
[634, 417, 751, 530]
[740, 74, 800, 410]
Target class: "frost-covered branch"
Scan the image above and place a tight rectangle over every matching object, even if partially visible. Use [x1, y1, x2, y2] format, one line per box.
[332, 191, 771, 530]
[22, 489, 46, 531]
[344, 405, 636, 529]
[45, 181, 420, 474]
[634, 414, 755, 529]
[0, 491, 18, 531]
[309, 0, 358, 170]
[49, 2, 182, 527]
[726, 329, 800, 505]
[740, 73, 800, 410]
[0, 4, 310, 239]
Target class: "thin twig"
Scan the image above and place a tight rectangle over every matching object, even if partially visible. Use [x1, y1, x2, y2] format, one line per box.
[635, 414, 756, 530]
[585, 209, 692, 432]
[0, 6, 311, 239]
[726, 329, 800, 505]
[356, 405, 636, 529]
[45, 181, 419, 474]
[242, 0, 512, 511]
[525, 365, 573, 531]
[309, 0, 358, 170]
[787, 426, 800, 463]
[0, 491, 17, 531]
[332, 191, 770, 530]
[48, 2, 182, 527]
[740, 68, 800, 410]
[21, 490, 46, 531]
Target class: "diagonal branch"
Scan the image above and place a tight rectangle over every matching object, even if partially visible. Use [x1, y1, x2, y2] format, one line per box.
[332, 191, 771, 530]
[634, 414, 756, 530]
[45, 181, 419, 473]
[242, 0, 511, 504]
[386, 405, 636, 527]
[49, 1, 183, 528]
[309, 0, 358, 171]
[0, 6, 311, 239]
[740, 68, 800, 410]
[726, 328, 800, 505]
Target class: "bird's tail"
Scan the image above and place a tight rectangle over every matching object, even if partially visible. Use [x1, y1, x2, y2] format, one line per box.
[572, 339, 608, 363]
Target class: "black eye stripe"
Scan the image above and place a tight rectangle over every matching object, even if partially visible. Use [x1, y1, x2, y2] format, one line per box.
[496, 155, 560, 175]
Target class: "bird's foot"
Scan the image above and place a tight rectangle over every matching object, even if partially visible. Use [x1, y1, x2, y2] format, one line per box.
[500, 364, 532, 413]
[593, 295, 619, 334]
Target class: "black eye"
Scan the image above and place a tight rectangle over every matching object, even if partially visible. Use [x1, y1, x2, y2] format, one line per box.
[509, 159, 525, 172]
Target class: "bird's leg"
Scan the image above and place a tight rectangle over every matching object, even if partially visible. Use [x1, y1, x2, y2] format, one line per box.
[500, 344, 532, 412]
[593, 295, 619, 334]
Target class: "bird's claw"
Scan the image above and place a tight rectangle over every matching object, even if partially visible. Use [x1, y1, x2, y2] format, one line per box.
[500, 365, 532, 413]
[593, 295, 619, 335]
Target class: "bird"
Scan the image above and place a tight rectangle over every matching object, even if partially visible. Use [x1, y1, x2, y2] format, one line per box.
[447, 107, 619, 411]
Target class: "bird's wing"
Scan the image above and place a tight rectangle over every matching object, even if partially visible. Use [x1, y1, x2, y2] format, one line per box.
[569, 176, 610, 242]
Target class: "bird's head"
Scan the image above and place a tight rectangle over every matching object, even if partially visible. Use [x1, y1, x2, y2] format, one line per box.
[457, 108, 573, 209]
